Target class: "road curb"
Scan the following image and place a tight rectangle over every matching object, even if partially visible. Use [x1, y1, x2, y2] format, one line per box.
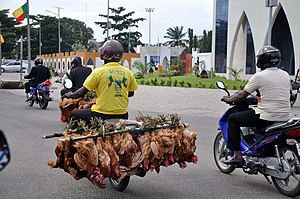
[0, 80, 24, 89]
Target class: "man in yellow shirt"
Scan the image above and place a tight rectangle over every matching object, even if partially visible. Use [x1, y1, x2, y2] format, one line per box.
[64, 40, 138, 122]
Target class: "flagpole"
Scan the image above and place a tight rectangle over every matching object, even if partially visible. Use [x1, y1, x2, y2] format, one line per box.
[0, 22, 2, 76]
[27, 0, 31, 71]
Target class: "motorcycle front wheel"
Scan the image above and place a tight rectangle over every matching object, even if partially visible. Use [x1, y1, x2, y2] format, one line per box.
[290, 93, 297, 107]
[38, 96, 48, 109]
[213, 131, 235, 174]
[27, 99, 34, 107]
[272, 146, 300, 197]
[109, 176, 130, 191]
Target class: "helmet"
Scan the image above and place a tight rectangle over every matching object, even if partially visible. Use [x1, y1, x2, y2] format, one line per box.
[71, 56, 82, 67]
[100, 40, 124, 62]
[34, 57, 43, 66]
[256, 46, 281, 70]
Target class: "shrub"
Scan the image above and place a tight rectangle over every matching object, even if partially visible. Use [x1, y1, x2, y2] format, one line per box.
[150, 78, 158, 86]
[179, 81, 185, 87]
[160, 79, 165, 86]
[134, 72, 144, 79]
[166, 80, 171, 86]
[186, 81, 192, 87]
[173, 79, 178, 87]
[140, 80, 145, 85]
[145, 80, 150, 85]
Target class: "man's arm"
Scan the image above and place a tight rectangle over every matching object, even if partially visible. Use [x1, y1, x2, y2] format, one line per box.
[222, 89, 250, 104]
[63, 86, 89, 99]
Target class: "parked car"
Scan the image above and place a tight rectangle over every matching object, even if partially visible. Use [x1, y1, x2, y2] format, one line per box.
[1, 61, 28, 73]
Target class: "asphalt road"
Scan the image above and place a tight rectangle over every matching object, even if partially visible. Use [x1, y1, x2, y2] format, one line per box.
[0, 88, 296, 199]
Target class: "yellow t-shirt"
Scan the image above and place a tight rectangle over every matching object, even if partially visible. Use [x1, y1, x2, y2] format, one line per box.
[83, 62, 138, 115]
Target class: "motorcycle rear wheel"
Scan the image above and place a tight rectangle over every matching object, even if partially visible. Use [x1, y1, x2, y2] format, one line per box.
[109, 176, 130, 191]
[213, 131, 235, 174]
[38, 96, 48, 109]
[272, 146, 300, 197]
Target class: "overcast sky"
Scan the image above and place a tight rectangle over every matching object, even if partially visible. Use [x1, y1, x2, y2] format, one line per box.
[2, 0, 214, 44]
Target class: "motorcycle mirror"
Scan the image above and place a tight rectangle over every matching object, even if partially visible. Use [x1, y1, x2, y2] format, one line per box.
[216, 81, 226, 89]
[216, 81, 230, 96]
[64, 79, 73, 89]
[0, 130, 10, 172]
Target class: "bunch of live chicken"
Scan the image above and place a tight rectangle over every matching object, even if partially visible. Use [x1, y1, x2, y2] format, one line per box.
[50, 111, 197, 189]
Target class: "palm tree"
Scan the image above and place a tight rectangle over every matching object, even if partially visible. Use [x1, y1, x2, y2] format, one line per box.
[164, 26, 187, 47]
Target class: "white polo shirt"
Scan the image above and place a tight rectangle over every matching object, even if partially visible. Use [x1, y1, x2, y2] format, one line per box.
[244, 67, 292, 121]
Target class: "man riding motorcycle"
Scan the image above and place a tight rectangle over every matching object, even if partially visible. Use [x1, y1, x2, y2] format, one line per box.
[221, 45, 292, 165]
[24, 58, 51, 101]
[60, 56, 92, 96]
[63, 39, 138, 125]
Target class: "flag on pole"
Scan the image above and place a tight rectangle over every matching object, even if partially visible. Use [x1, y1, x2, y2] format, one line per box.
[12, 2, 28, 23]
[0, 34, 4, 45]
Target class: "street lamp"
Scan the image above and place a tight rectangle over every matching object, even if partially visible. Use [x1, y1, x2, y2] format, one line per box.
[46, 6, 64, 54]
[145, 8, 154, 46]
[265, 0, 278, 45]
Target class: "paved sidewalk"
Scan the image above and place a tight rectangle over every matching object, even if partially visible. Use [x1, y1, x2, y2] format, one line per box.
[1, 72, 300, 118]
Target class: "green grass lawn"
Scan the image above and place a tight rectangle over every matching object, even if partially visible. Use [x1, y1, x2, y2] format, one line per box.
[136, 74, 248, 90]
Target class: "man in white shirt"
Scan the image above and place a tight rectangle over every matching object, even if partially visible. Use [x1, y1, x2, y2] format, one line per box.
[222, 45, 292, 165]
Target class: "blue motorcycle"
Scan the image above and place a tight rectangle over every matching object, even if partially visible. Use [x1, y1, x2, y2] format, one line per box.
[213, 81, 300, 197]
[26, 79, 52, 109]
[0, 130, 10, 172]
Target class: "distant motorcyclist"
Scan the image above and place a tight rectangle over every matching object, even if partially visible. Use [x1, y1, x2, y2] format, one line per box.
[24, 57, 51, 101]
[60, 56, 92, 96]
[221, 45, 292, 165]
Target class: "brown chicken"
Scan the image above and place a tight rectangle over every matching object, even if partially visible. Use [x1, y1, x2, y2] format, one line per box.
[78, 98, 96, 109]
[73, 139, 98, 174]
[119, 133, 143, 171]
[101, 136, 121, 179]
[59, 98, 83, 122]
[137, 132, 152, 170]
[96, 137, 111, 178]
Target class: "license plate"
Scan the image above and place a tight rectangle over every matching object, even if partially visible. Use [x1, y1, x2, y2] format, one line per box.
[296, 143, 300, 156]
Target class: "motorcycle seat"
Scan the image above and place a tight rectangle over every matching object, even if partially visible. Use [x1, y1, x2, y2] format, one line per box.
[264, 121, 290, 133]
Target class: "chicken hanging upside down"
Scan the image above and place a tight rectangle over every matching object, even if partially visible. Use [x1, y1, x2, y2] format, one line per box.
[48, 116, 198, 189]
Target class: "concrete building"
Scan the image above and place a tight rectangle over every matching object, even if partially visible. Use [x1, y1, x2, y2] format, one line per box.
[212, 0, 300, 79]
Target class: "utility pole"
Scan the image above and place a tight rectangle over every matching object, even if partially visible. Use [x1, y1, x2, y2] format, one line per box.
[46, 6, 64, 54]
[39, 23, 42, 55]
[0, 22, 2, 76]
[27, 0, 31, 71]
[20, 35, 23, 81]
[107, 0, 110, 40]
[145, 8, 154, 46]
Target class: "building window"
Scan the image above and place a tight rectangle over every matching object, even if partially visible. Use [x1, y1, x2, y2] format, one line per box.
[246, 21, 255, 74]
[272, 8, 295, 75]
[215, 0, 228, 73]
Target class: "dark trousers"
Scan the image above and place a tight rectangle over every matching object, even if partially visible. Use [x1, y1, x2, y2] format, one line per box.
[227, 109, 273, 150]
[24, 81, 36, 93]
[70, 108, 128, 127]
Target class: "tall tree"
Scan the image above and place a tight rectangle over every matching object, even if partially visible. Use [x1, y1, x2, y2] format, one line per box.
[187, 28, 194, 53]
[95, 6, 145, 52]
[198, 30, 212, 53]
[164, 26, 187, 47]
[0, 9, 18, 59]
